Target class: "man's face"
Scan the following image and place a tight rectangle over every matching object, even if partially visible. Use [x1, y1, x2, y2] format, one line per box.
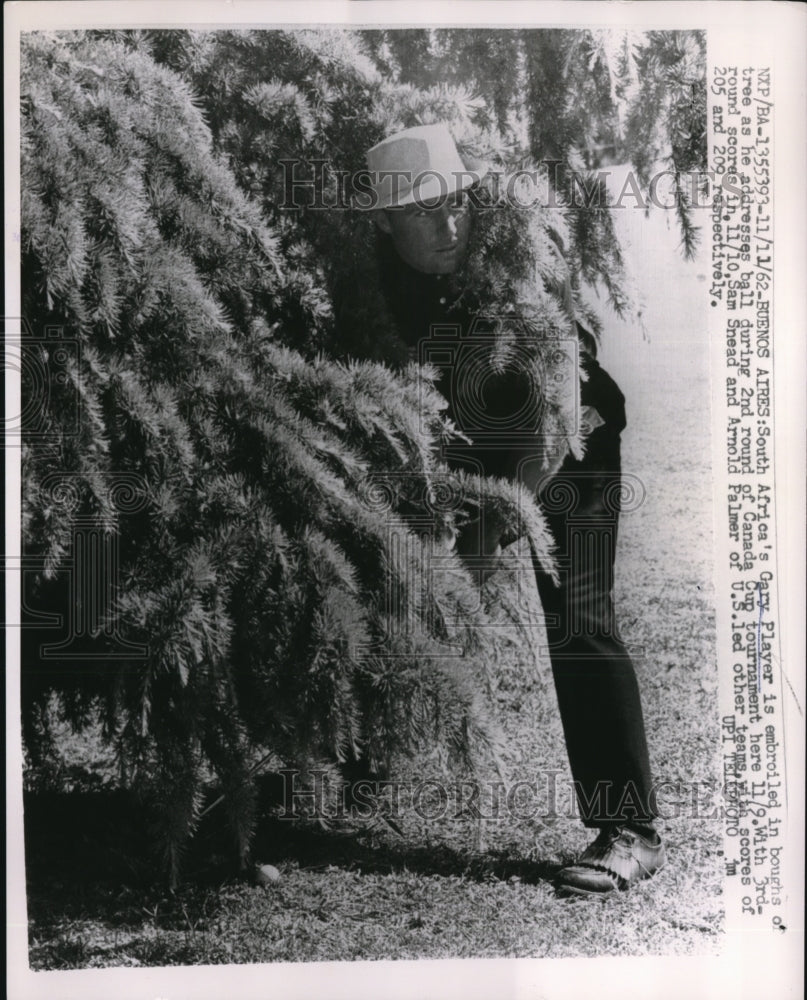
[376, 190, 472, 274]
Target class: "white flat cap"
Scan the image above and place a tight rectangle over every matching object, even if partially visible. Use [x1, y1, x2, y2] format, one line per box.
[358, 122, 487, 210]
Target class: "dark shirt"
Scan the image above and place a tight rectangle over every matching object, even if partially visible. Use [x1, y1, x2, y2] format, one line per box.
[375, 241, 628, 559]
[377, 241, 544, 483]
[538, 348, 626, 562]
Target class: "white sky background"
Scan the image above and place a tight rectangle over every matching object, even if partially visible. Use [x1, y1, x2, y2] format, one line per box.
[592, 163, 710, 398]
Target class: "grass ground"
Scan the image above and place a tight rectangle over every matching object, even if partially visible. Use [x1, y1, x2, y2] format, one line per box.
[23, 343, 724, 969]
[24, 165, 721, 968]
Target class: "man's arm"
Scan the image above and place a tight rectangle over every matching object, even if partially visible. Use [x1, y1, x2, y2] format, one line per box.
[445, 361, 570, 582]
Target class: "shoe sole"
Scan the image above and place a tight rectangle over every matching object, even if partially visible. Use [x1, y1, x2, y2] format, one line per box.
[554, 858, 666, 898]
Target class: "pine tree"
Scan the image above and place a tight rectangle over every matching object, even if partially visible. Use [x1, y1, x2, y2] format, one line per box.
[19, 26, 705, 882]
[20, 30, 556, 883]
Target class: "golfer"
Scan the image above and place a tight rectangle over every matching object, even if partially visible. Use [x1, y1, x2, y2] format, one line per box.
[357, 123, 665, 896]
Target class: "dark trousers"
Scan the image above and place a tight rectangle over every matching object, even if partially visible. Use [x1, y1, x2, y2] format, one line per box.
[532, 469, 656, 829]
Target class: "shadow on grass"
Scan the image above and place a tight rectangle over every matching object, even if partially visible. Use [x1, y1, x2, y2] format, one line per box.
[24, 785, 560, 934]
[249, 813, 561, 884]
